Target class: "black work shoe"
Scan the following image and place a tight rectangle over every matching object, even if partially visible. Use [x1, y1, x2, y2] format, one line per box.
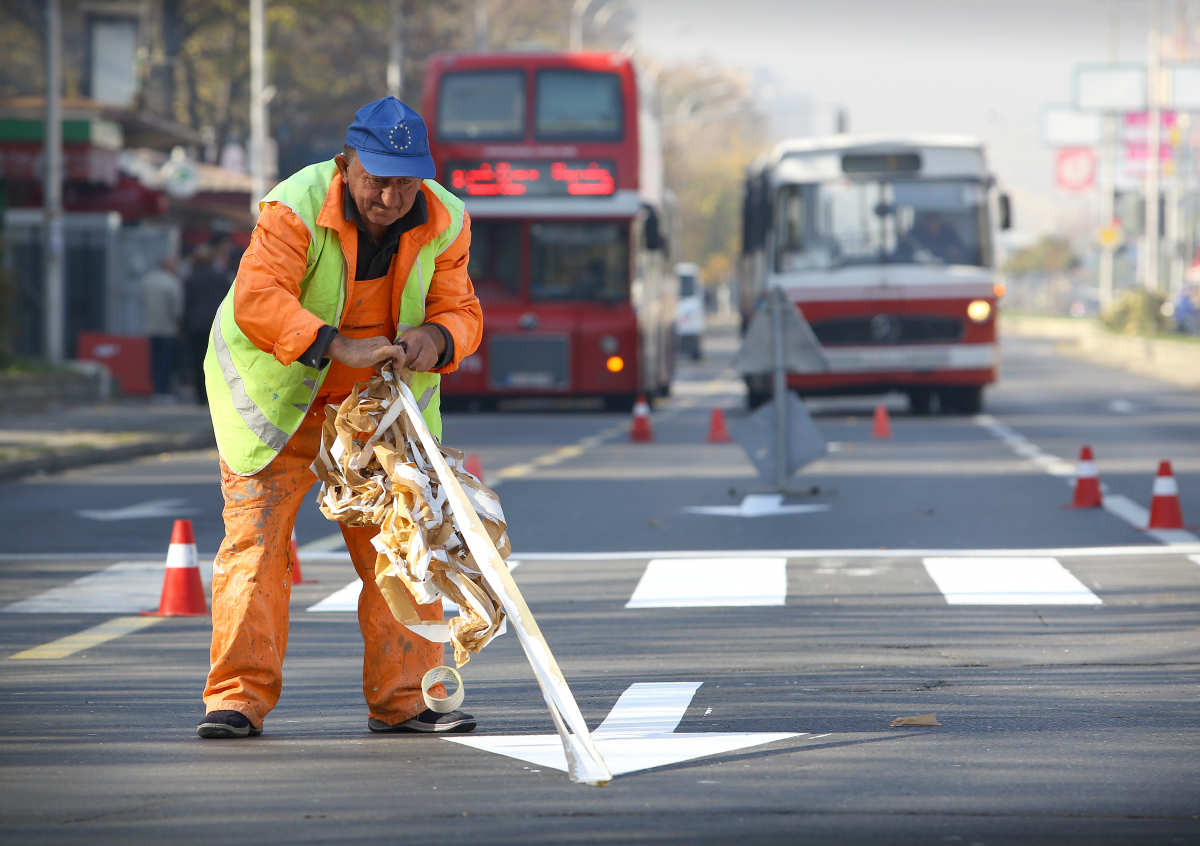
[368, 709, 476, 734]
[197, 710, 263, 739]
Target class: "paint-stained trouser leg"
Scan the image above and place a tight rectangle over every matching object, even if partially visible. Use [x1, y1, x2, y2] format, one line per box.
[202, 408, 324, 726]
[343, 524, 445, 726]
[204, 403, 444, 728]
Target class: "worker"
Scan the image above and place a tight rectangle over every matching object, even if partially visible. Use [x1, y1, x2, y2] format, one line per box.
[198, 96, 482, 739]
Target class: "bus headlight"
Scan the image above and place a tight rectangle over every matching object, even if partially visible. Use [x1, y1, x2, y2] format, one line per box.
[967, 300, 992, 323]
[606, 355, 625, 373]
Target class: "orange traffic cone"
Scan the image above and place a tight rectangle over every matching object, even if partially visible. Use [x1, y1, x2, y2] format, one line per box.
[872, 404, 892, 439]
[143, 519, 208, 616]
[630, 395, 653, 442]
[1147, 461, 1186, 529]
[1071, 446, 1103, 508]
[289, 528, 315, 584]
[465, 452, 486, 484]
[706, 408, 733, 443]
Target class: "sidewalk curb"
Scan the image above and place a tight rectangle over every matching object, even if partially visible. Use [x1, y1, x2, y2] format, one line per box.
[0, 429, 216, 482]
[1001, 315, 1200, 389]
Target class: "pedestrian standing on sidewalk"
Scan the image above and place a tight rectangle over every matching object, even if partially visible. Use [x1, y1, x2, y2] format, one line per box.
[141, 256, 183, 402]
[182, 240, 233, 405]
[198, 96, 482, 740]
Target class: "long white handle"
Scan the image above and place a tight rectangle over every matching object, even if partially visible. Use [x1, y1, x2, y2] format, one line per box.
[396, 381, 612, 785]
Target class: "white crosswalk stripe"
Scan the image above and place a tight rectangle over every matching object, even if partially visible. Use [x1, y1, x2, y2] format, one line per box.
[922, 557, 1102, 605]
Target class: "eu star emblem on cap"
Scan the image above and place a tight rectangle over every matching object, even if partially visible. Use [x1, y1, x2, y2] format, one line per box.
[345, 96, 436, 179]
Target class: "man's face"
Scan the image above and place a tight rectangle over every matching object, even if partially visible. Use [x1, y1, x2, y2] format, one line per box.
[336, 154, 423, 229]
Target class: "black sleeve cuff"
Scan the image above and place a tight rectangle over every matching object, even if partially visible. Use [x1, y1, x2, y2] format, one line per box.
[298, 325, 338, 369]
[426, 322, 454, 370]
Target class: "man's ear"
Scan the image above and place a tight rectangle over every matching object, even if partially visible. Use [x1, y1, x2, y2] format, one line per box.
[334, 154, 350, 180]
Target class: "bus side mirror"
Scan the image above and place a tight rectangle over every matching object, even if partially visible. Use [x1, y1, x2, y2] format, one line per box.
[998, 193, 1012, 230]
[644, 208, 666, 251]
[643, 210, 662, 250]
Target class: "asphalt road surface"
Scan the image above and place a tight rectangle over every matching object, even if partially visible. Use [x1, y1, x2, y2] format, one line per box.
[2, 329, 1198, 845]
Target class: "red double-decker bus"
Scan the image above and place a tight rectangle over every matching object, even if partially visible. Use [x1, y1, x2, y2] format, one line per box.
[422, 51, 676, 410]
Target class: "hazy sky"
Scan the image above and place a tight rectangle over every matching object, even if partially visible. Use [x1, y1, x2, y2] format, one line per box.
[632, 0, 1161, 233]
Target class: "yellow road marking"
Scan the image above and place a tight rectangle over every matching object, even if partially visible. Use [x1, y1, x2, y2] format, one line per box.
[9, 616, 163, 660]
[491, 424, 624, 486]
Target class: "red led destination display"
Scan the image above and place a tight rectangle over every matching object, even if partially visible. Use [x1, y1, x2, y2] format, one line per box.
[447, 160, 616, 197]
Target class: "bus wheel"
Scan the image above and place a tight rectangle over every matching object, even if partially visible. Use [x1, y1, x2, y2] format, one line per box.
[605, 393, 638, 412]
[746, 389, 771, 410]
[907, 388, 933, 415]
[938, 386, 983, 415]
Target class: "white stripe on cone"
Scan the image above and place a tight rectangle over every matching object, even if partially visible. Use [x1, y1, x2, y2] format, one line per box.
[1153, 475, 1179, 496]
[1077, 461, 1097, 478]
[165, 542, 199, 569]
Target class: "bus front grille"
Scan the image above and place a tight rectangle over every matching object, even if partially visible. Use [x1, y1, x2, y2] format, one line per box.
[488, 334, 571, 391]
[810, 314, 964, 345]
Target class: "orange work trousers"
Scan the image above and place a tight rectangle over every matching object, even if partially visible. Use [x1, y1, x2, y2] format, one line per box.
[202, 399, 444, 729]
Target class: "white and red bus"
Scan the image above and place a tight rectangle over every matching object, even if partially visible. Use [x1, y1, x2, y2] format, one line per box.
[423, 51, 675, 410]
[740, 135, 1010, 414]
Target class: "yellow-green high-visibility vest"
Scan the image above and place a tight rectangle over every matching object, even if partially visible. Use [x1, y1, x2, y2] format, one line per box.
[204, 159, 466, 476]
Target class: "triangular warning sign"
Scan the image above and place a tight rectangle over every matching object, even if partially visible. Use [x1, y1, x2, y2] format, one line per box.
[732, 287, 829, 375]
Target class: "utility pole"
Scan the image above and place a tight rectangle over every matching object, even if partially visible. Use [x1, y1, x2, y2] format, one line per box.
[570, 0, 601, 52]
[1097, 0, 1119, 307]
[475, 0, 488, 52]
[1167, 0, 1188, 297]
[388, 0, 404, 98]
[1144, 0, 1163, 291]
[249, 0, 268, 215]
[43, 0, 64, 363]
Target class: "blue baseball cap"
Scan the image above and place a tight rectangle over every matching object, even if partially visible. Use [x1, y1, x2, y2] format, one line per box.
[344, 96, 435, 179]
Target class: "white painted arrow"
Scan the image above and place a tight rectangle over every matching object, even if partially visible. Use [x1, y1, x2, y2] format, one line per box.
[77, 498, 196, 521]
[446, 682, 800, 777]
[683, 494, 829, 518]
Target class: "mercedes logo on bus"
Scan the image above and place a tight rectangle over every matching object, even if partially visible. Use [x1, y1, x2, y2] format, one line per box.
[518, 313, 540, 331]
[869, 313, 901, 343]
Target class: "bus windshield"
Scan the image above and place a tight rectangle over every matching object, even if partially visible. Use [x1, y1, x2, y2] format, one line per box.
[775, 179, 989, 271]
[438, 70, 525, 140]
[530, 221, 628, 301]
[536, 71, 623, 140]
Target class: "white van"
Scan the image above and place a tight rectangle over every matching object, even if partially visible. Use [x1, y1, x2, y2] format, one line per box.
[674, 262, 705, 360]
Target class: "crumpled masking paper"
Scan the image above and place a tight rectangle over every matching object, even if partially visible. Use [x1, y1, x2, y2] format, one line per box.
[889, 713, 942, 727]
[311, 367, 511, 667]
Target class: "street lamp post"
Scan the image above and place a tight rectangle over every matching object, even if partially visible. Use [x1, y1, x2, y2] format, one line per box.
[249, 0, 268, 215]
[43, 0, 64, 363]
[570, 0, 616, 52]
[388, 0, 404, 96]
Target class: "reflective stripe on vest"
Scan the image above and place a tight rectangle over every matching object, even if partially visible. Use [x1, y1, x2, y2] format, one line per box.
[210, 300, 291, 452]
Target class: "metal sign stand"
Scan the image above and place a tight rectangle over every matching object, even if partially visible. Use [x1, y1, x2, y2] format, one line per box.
[731, 287, 831, 496]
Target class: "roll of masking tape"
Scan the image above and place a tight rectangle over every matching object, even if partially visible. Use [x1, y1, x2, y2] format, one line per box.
[421, 666, 465, 713]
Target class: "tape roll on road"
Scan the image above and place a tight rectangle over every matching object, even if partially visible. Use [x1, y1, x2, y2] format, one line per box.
[421, 666, 465, 713]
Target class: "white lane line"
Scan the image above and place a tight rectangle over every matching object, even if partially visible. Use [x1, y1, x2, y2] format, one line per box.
[297, 533, 349, 554]
[1189, 555, 1200, 567]
[975, 414, 1199, 545]
[1, 560, 212, 614]
[626, 558, 787, 608]
[447, 681, 800, 777]
[9, 616, 163, 660]
[306, 562, 521, 613]
[922, 557, 1102, 605]
[305, 579, 363, 612]
[683, 494, 830, 518]
[592, 682, 701, 737]
[76, 498, 196, 521]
